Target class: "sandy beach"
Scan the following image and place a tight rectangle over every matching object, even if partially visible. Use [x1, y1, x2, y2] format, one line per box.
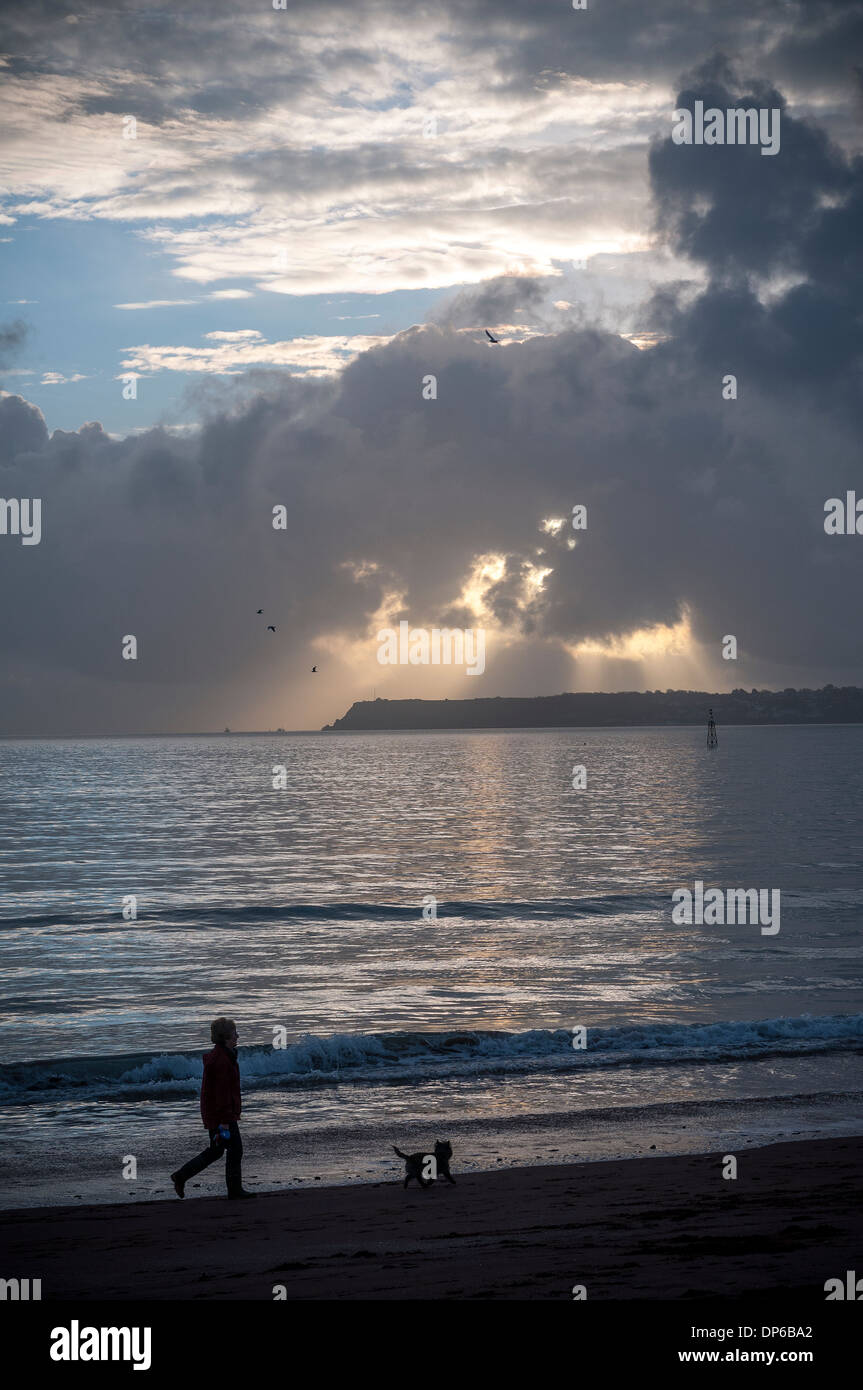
[3, 1135, 860, 1301]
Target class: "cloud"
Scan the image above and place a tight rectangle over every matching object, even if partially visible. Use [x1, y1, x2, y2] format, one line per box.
[0, 286, 855, 735]
[644, 60, 863, 422]
[649, 57, 853, 280]
[2, 0, 857, 308]
[0, 23, 861, 732]
[114, 293, 255, 310]
[114, 299, 198, 310]
[0, 317, 28, 369]
[119, 330, 394, 377]
[203, 329, 264, 342]
[0, 2, 692, 301]
[431, 274, 551, 331]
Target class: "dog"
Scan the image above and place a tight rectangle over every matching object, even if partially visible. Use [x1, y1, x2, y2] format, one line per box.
[393, 1139, 456, 1188]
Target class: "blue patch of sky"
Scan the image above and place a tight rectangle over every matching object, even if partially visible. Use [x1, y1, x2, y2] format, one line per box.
[0, 216, 450, 435]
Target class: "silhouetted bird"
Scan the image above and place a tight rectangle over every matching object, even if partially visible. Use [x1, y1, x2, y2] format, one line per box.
[257, 609, 263, 614]
[267, 625, 276, 632]
[485, 329, 499, 343]
[311, 666, 317, 672]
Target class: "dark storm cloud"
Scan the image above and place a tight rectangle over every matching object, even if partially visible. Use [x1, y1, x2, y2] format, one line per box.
[646, 61, 863, 423]
[430, 275, 550, 330]
[446, 0, 863, 101]
[2, 197, 860, 733]
[649, 58, 852, 279]
[0, 391, 46, 464]
[2, 0, 861, 116]
[768, 0, 863, 93]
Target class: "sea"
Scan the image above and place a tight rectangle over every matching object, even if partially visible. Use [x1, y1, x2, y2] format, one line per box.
[0, 725, 861, 1209]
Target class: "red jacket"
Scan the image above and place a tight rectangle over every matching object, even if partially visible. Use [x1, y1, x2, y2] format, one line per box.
[200, 1044, 242, 1129]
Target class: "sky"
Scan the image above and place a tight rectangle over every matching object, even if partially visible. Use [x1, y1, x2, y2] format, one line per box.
[0, 0, 861, 734]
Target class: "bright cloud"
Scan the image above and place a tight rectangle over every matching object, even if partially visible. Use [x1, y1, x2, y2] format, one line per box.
[114, 299, 198, 310]
[119, 331, 393, 376]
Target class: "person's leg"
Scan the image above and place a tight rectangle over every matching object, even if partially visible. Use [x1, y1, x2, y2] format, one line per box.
[224, 1122, 244, 1196]
[172, 1131, 224, 1194]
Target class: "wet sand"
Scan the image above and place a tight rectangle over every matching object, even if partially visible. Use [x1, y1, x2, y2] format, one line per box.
[2, 1136, 860, 1300]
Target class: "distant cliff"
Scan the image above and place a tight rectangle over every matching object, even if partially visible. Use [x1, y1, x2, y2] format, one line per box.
[323, 686, 863, 731]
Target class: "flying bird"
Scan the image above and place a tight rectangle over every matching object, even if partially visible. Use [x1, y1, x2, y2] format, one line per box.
[485, 329, 499, 343]
[311, 666, 317, 673]
[267, 625, 276, 632]
[256, 609, 263, 614]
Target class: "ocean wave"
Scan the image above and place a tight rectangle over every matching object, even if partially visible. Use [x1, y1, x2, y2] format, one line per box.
[0, 893, 666, 931]
[2, 1013, 861, 1105]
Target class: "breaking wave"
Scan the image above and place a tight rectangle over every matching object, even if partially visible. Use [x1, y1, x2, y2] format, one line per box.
[2, 1013, 861, 1106]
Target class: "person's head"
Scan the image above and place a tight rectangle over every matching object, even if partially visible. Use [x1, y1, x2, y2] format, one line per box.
[210, 1016, 238, 1049]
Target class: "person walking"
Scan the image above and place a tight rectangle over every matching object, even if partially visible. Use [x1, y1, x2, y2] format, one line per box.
[170, 1017, 254, 1200]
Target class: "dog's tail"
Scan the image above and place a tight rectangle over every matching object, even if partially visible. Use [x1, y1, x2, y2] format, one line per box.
[392, 1146, 409, 1160]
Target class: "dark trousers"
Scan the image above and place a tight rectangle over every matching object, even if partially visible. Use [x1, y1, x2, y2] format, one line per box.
[175, 1122, 243, 1195]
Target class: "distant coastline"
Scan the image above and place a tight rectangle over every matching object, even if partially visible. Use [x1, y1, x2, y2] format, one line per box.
[322, 686, 863, 731]
[4, 686, 863, 738]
